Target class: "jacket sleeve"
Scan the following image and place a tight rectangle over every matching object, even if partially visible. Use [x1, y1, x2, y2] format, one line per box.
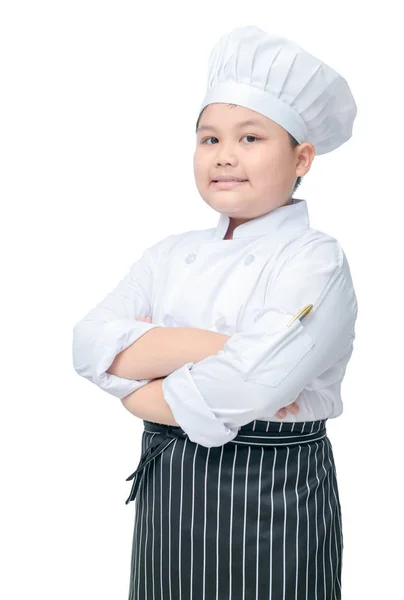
[72, 238, 170, 399]
[162, 236, 358, 447]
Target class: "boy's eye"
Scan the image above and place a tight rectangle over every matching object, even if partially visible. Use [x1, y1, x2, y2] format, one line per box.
[202, 135, 260, 144]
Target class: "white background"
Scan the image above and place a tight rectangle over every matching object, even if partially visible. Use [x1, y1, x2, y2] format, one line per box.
[1, 1, 402, 598]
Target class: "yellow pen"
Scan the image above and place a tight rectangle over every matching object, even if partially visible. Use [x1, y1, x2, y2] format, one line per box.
[287, 304, 313, 327]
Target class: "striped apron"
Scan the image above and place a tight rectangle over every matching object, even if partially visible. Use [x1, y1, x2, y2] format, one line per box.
[124, 418, 343, 600]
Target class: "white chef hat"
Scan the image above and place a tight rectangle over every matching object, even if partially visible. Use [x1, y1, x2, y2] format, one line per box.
[198, 26, 357, 155]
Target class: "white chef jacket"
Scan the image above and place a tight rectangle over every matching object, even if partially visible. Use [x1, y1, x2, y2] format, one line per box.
[72, 198, 358, 448]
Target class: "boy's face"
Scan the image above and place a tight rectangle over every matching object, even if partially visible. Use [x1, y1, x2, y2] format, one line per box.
[194, 103, 314, 228]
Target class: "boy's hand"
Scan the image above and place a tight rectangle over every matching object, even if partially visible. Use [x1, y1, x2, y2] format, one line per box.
[136, 316, 302, 418]
[136, 316, 153, 323]
[275, 396, 302, 419]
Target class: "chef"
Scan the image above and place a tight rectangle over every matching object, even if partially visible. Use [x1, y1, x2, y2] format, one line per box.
[73, 25, 358, 600]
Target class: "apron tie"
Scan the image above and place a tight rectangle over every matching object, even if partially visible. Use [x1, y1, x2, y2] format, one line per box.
[124, 421, 327, 505]
[124, 425, 187, 505]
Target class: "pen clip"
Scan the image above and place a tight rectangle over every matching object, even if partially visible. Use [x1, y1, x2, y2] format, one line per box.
[287, 304, 313, 327]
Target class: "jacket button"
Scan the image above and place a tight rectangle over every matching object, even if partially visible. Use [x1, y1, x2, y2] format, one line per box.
[163, 314, 174, 326]
[215, 316, 228, 331]
[185, 253, 196, 264]
[244, 254, 255, 265]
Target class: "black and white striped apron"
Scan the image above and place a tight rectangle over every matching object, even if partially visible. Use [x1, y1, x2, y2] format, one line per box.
[124, 418, 343, 600]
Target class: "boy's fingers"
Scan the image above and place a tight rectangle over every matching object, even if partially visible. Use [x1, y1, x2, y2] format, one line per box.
[276, 409, 287, 418]
[276, 406, 288, 417]
[276, 398, 301, 418]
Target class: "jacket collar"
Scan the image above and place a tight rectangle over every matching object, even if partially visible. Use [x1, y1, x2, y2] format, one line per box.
[212, 197, 310, 241]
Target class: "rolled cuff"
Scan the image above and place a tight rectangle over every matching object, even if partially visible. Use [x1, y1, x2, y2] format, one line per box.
[73, 318, 161, 399]
[162, 362, 239, 448]
[92, 318, 160, 377]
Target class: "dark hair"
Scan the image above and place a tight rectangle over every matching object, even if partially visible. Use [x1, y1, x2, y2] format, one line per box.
[195, 104, 302, 195]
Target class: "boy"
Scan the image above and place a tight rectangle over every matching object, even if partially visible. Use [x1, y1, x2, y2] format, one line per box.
[73, 25, 358, 599]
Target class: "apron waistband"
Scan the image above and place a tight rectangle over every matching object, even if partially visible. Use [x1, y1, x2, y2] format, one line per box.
[124, 419, 327, 505]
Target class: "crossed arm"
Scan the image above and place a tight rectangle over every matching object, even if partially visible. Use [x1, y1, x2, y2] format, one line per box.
[107, 321, 299, 425]
[107, 324, 229, 381]
[107, 324, 230, 425]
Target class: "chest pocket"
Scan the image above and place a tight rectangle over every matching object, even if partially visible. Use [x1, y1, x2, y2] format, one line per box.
[241, 314, 315, 388]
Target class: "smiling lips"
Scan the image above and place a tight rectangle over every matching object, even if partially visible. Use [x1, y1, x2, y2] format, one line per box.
[212, 180, 248, 189]
[212, 176, 248, 182]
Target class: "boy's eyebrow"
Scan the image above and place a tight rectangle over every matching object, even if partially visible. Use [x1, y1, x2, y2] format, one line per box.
[197, 119, 267, 133]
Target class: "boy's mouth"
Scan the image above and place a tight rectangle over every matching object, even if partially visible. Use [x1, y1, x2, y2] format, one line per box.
[212, 180, 248, 189]
[212, 178, 248, 182]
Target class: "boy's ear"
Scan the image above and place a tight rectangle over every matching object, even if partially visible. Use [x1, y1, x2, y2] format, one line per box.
[296, 143, 315, 177]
